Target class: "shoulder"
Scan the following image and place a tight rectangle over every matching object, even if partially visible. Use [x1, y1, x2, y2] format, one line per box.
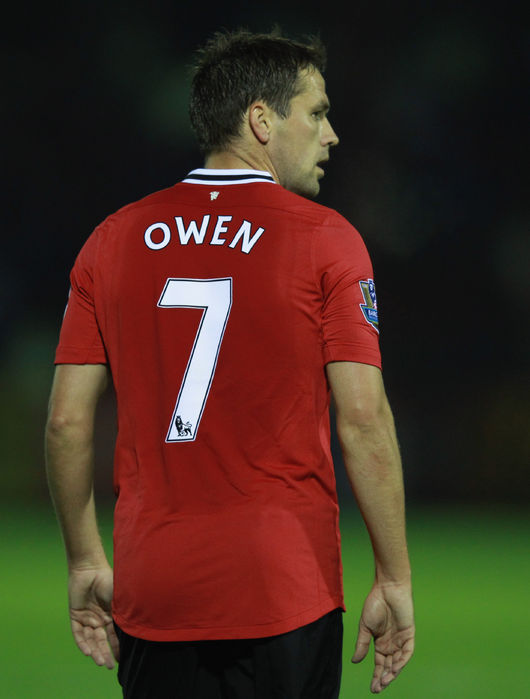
[246, 185, 360, 241]
[270, 186, 342, 222]
[101, 184, 179, 224]
[282, 189, 362, 239]
[80, 184, 179, 251]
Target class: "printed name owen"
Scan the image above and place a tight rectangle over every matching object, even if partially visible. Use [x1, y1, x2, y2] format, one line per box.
[144, 215, 265, 254]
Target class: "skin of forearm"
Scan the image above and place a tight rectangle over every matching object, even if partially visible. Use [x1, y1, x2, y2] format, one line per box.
[336, 401, 411, 584]
[45, 419, 108, 571]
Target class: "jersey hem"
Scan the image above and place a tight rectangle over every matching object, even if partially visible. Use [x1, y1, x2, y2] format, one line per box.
[112, 596, 345, 642]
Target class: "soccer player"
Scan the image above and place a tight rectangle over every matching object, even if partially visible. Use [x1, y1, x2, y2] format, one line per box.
[45, 29, 414, 698]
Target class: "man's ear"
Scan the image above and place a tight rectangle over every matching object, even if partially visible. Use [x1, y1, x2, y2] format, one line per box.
[248, 102, 272, 144]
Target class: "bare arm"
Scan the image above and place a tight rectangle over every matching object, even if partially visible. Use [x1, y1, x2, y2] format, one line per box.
[45, 363, 119, 669]
[327, 361, 414, 693]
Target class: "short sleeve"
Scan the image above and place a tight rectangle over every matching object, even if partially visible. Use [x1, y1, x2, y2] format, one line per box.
[314, 213, 382, 369]
[54, 228, 108, 365]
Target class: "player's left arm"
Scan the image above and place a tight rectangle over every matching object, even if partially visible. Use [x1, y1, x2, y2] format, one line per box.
[45, 363, 119, 669]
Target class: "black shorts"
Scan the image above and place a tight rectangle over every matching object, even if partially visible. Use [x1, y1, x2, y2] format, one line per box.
[114, 608, 343, 699]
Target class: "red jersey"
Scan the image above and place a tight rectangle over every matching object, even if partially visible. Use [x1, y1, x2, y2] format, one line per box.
[55, 169, 381, 641]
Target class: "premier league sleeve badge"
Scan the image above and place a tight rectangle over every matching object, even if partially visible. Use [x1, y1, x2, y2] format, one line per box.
[359, 279, 379, 333]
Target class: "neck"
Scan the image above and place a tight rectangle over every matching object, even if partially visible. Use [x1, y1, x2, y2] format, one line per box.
[204, 150, 279, 182]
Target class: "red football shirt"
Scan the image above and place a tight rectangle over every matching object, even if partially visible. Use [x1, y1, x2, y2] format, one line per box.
[55, 169, 381, 641]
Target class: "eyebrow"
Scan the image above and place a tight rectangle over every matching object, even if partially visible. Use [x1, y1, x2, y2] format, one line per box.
[312, 99, 331, 113]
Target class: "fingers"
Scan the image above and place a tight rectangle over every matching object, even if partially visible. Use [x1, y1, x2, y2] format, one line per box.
[71, 619, 116, 669]
[377, 651, 396, 693]
[370, 640, 414, 693]
[370, 648, 388, 693]
[353, 625, 403, 693]
[371, 660, 396, 692]
[388, 635, 414, 681]
[352, 624, 372, 663]
[106, 619, 121, 663]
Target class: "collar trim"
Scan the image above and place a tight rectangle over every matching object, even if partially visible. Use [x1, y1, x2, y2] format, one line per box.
[182, 168, 276, 185]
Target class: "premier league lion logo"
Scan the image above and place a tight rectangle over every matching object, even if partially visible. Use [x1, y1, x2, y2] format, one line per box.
[175, 415, 193, 437]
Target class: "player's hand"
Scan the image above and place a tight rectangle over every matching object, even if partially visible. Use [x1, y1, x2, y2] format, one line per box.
[352, 580, 414, 693]
[68, 565, 119, 669]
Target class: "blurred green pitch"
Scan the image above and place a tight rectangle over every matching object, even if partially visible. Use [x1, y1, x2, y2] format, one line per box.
[2, 505, 528, 698]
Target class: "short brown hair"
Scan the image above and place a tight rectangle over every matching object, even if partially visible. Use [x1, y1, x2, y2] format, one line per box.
[189, 29, 326, 154]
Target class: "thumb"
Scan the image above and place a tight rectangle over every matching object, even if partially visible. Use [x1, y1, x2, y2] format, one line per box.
[352, 624, 372, 664]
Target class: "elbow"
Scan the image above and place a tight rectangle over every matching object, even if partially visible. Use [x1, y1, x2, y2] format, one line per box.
[335, 397, 398, 459]
[45, 408, 91, 444]
[46, 410, 71, 436]
[45, 411, 74, 447]
[336, 392, 391, 432]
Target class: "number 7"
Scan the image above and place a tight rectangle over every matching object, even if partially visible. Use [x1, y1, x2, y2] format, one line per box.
[158, 278, 233, 442]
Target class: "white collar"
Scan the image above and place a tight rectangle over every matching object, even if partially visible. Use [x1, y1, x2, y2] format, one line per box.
[182, 168, 276, 185]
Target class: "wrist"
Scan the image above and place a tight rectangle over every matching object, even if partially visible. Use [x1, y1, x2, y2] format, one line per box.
[375, 565, 412, 587]
[67, 549, 110, 573]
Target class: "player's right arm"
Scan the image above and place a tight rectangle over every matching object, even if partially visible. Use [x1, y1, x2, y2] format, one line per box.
[326, 360, 415, 694]
[45, 363, 119, 669]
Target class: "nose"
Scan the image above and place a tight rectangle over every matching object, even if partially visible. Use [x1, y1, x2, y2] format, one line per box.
[323, 117, 339, 147]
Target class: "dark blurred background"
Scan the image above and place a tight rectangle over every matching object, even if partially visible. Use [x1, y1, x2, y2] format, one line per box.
[2, 0, 528, 509]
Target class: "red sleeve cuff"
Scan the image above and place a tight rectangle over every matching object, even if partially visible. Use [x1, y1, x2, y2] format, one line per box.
[323, 343, 382, 370]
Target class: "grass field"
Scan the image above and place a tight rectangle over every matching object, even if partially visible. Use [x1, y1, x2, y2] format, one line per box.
[2, 503, 528, 698]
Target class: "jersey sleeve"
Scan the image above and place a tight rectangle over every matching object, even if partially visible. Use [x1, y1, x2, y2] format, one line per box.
[54, 226, 108, 365]
[314, 212, 382, 369]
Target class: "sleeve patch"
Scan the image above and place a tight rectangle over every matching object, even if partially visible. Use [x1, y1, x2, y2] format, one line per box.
[359, 279, 379, 333]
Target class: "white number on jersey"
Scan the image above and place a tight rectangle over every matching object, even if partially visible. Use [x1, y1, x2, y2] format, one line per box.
[158, 277, 233, 442]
